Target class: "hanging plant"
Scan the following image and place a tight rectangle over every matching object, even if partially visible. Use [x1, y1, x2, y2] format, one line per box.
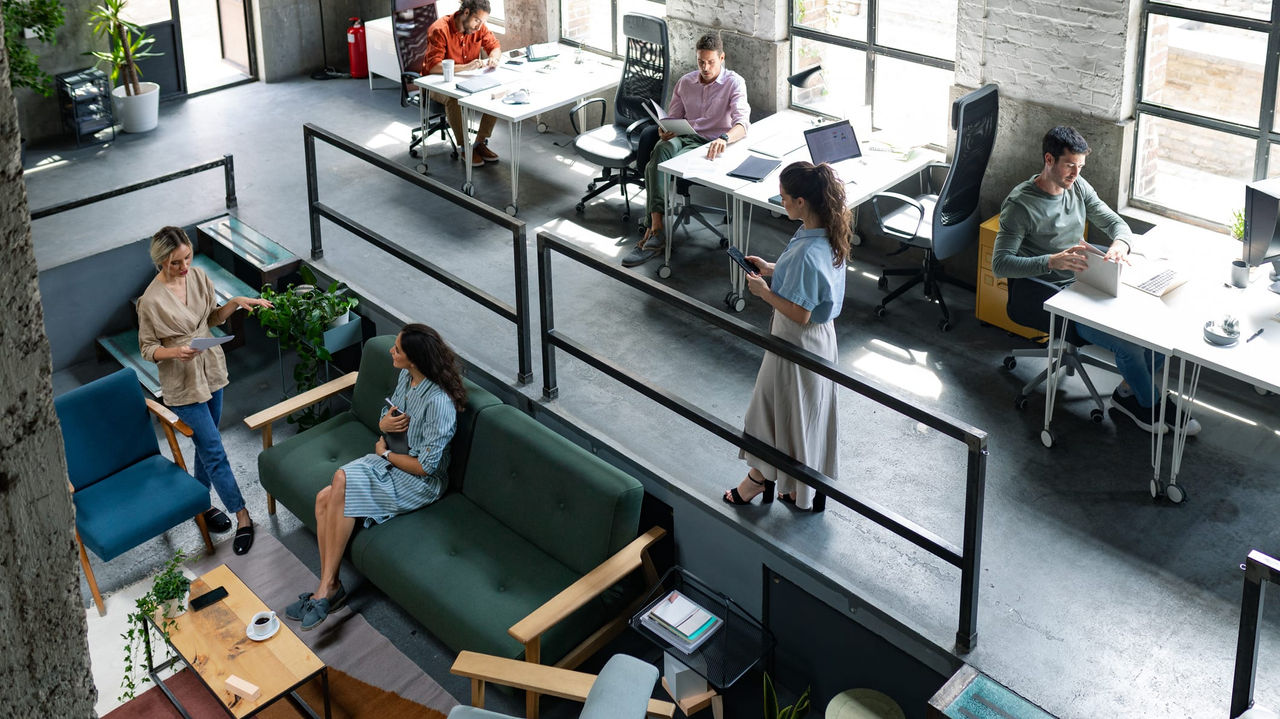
[119, 550, 190, 702]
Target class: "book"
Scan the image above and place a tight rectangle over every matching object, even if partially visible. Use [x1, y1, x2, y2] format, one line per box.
[642, 590, 722, 653]
[642, 99, 699, 138]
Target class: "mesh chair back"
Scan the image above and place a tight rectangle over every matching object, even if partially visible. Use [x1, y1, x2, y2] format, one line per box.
[55, 368, 160, 491]
[935, 85, 999, 229]
[393, 0, 438, 77]
[613, 14, 669, 128]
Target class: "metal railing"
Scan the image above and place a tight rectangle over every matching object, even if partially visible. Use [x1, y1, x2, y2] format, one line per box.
[30, 155, 237, 220]
[1231, 549, 1280, 717]
[302, 124, 532, 383]
[536, 229, 988, 652]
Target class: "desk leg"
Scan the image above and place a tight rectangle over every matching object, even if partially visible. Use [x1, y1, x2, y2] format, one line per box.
[506, 119, 522, 215]
[1149, 356, 1172, 497]
[1165, 358, 1200, 504]
[1040, 312, 1069, 448]
[659, 172, 674, 278]
[460, 107, 476, 196]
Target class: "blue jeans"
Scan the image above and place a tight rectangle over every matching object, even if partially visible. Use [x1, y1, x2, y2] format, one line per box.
[1073, 324, 1166, 407]
[169, 389, 246, 514]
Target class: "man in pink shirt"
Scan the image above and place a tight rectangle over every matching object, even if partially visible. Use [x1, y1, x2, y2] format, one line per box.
[622, 32, 751, 267]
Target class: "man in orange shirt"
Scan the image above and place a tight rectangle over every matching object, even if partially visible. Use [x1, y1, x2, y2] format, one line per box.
[424, 0, 502, 166]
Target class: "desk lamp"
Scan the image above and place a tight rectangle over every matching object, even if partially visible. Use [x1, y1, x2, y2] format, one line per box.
[787, 65, 824, 89]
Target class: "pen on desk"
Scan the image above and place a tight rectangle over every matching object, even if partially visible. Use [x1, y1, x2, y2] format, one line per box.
[1246, 328, 1264, 343]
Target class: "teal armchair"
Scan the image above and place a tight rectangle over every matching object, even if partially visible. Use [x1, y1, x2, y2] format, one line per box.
[55, 368, 215, 614]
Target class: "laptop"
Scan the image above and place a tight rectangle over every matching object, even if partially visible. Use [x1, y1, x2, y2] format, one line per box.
[804, 120, 862, 182]
[1075, 245, 1121, 296]
[455, 74, 503, 94]
[1121, 257, 1189, 297]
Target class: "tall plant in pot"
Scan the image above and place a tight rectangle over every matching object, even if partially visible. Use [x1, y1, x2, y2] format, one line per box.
[88, 0, 161, 133]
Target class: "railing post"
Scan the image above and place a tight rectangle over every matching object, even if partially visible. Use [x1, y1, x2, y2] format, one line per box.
[1231, 554, 1269, 717]
[956, 438, 987, 654]
[536, 236, 558, 399]
[303, 127, 323, 260]
[513, 225, 533, 384]
[222, 154, 237, 209]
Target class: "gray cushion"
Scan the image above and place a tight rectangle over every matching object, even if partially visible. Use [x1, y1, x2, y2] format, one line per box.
[882, 193, 938, 247]
[574, 124, 638, 167]
[448, 707, 514, 719]
[580, 654, 659, 719]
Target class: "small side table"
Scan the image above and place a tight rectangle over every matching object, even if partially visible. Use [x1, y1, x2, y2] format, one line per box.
[630, 567, 774, 718]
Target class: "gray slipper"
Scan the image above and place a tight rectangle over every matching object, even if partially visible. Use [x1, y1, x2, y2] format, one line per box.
[621, 242, 665, 267]
[284, 592, 313, 621]
[299, 583, 346, 631]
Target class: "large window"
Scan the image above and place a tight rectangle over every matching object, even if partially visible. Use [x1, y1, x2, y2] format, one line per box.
[561, 0, 664, 56]
[789, 0, 957, 148]
[1133, 1, 1280, 226]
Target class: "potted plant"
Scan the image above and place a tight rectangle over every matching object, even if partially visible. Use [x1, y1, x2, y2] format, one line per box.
[257, 266, 360, 428]
[1231, 208, 1246, 241]
[763, 673, 811, 719]
[88, 0, 161, 133]
[119, 550, 190, 701]
[3, 0, 65, 97]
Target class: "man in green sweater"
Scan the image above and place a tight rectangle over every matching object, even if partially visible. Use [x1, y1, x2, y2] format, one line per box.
[993, 126, 1200, 436]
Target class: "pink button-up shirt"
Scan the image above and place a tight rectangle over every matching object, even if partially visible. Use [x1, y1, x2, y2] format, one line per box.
[668, 68, 751, 141]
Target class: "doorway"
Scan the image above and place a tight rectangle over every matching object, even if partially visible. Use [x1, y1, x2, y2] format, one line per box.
[124, 0, 256, 98]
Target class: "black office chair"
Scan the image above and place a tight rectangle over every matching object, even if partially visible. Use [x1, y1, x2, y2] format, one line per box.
[569, 14, 669, 223]
[672, 178, 729, 247]
[393, 0, 457, 174]
[870, 84, 999, 331]
[1001, 275, 1108, 422]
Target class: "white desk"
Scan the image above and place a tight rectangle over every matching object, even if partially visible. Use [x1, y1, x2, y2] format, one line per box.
[1040, 224, 1280, 502]
[414, 48, 621, 215]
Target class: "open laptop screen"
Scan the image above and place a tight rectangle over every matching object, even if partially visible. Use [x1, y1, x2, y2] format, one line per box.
[804, 120, 862, 166]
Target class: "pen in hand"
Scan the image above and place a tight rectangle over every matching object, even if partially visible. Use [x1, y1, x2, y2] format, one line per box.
[1246, 328, 1264, 343]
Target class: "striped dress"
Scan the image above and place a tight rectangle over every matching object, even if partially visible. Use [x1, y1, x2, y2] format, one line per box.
[341, 370, 457, 526]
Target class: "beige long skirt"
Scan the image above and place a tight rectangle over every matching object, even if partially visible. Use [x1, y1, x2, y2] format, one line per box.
[739, 312, 839, 510]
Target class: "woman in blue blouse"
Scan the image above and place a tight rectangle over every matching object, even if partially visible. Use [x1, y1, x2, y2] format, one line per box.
[287, 324, 467, 631]
[724, 162, 849, 511]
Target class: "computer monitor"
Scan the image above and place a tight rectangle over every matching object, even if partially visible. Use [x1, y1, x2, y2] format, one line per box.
[1242, 177, 1280, 293]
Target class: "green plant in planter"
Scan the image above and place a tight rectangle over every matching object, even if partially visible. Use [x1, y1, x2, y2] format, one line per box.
[1231, 208, 1246, 241]
[2, 0, 65, 96]
[88, 0, 160, 97]
[119, 550, 190, 701]
[256, 266, 360, 428]
[763, 672, 811, 719]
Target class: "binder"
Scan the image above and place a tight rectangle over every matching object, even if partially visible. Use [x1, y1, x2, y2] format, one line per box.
[726, 155, 782, 182]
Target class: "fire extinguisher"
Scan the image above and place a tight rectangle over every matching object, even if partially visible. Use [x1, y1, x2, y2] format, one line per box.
[347, 18, 368, 79]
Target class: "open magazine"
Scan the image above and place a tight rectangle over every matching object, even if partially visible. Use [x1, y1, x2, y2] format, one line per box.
[638, 589, 722, 654]
[642, 99, 699, 138]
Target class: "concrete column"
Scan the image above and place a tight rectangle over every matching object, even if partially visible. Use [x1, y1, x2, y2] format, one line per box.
[0, 17, 98, 716]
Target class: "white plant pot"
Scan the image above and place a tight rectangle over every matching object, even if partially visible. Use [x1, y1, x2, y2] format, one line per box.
[111, 82, 160, 133]
[160, 590, 189, 619]
[327, 309, 353, 329]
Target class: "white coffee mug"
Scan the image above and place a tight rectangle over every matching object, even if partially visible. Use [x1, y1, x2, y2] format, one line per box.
[250, 610, 278, 637]
[441, 59, 455, 82]
[1231, 259, 1249, 288]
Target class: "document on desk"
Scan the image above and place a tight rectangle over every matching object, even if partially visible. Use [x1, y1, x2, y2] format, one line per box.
[643, 99, 699, 137]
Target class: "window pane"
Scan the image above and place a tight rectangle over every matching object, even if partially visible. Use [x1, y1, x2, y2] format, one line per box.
[490, 0, 505, 23]
[617, 0, 665, 56]
[876, 0, 956, 60]
[121, 0, 171, 26]
[789, 38, 867, 121]
[1269, 143, 1280, 179]
[563, 0, 614, 53]
[872, 56, 953, 147]
[1157, 0, 1269, 21]
[792, 0, 867, 41]
[1133, 114, 1254, 225]
[1142, 15, 1265, 127]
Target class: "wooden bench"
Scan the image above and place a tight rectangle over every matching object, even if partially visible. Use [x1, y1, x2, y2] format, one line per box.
[97, 254, 256, 398]
[196, 216, 299, 290]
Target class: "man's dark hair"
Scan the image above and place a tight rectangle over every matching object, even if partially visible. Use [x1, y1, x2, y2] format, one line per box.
[459, 0, 490, 15]
[695, 32, 723, 53]
[1042, 126, 1090, 160]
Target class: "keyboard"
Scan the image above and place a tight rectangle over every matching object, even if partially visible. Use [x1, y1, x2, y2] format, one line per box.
[1135, 269, 1177, 295]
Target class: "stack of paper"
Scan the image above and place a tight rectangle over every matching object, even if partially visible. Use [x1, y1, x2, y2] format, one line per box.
[641, 590, 722, 653]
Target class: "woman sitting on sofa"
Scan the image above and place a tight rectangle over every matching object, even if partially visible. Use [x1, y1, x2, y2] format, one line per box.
[286, 323, 467, 631]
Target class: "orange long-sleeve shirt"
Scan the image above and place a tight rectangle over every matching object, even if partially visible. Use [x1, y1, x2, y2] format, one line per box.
[423, 13, 500, 73]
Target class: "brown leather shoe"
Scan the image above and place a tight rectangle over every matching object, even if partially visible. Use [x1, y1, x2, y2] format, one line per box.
[474, 141, 499, 163]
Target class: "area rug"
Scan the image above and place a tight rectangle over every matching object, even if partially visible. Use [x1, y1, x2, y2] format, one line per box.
[107, 531, 456, 718]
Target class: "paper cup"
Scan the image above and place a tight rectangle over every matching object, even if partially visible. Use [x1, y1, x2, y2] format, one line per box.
[442, 59, 454, 82]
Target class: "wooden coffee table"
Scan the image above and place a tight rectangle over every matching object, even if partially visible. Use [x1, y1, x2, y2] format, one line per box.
[143, 564, 330, 718]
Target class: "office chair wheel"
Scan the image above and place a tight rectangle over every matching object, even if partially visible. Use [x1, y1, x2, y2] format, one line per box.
[506, 204, 518, 216]
[538, 121, 549, 133]
[462, 181, 474, 196]
[725, 292, 746, 313]
[1090, 408, 1104, 423]
[576, 202, 585, 214]
[621, 213, 631, 223]
[1166, 484, 1186, 504]
[877, 276, 889, 292]
[1002, 356, 1017, 371]
[1014, 394, 1029, 410]
[657, 264, 672, 279]
[410, 148, 420, 159]
[851, 233, 863, 246]
[874, 305, 887, 318]
[1150, 478, 1161, 500]
[415, 163, 428, 175]
[938, 319, 952, 332]
[587, 182, 597, 192]
[1039, 429, 1055, 448]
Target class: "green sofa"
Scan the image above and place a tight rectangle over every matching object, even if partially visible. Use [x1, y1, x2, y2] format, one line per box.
[246, 336, 664, 716]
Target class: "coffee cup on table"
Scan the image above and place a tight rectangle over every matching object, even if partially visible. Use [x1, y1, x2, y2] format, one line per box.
[1231, 259, 1249, 288]
[249, 610, 278, 638]
[441, 59, 455, 82]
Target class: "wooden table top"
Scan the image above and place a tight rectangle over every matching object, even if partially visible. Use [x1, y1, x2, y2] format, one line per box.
[160, 564, 325, 717]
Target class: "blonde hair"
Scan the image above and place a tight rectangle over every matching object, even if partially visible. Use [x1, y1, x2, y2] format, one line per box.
[149, 226, 192, 269]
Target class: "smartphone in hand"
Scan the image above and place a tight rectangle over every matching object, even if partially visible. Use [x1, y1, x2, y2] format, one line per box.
[385, 398, 403, 417]
[726, 246, 761, 275]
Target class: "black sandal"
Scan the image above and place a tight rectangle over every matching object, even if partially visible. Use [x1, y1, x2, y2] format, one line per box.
[233, 523, 255, 555]
[723, 475, 775, 506]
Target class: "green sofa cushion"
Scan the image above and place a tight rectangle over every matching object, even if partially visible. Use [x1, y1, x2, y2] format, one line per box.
[258, 412, 377, 533]
[352, 494, 621, 664]
[462, 405, 644, 577]
[349, 335, 401, 433]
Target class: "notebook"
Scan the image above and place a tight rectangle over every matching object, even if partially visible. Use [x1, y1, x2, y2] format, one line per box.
[804, 120, 862, 182]
[526, 43, 561, 61]
[455, 74, 502, 94]
[726, 155, 781, 182]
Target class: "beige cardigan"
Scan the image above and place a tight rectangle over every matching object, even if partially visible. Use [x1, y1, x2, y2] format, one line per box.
[137, 266, 229, 406]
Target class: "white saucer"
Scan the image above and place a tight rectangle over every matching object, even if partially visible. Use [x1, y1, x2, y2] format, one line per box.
[246, 621, 280, 641]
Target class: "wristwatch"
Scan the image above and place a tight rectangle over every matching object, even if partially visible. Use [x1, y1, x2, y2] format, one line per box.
[380, 449, 392, 461]
[718, 133, 730, 143]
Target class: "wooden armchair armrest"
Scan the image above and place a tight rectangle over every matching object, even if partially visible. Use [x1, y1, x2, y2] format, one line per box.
[145, 398, 192, 437]
[451, 650, 675, 719]
[509, 526, 667, 645]
[243, 372, 358, 431]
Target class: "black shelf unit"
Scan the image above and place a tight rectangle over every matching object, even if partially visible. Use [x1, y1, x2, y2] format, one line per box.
[57, 68, 115, 147]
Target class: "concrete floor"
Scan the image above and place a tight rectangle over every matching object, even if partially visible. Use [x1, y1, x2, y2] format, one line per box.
[27, 76, 1280, 718]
